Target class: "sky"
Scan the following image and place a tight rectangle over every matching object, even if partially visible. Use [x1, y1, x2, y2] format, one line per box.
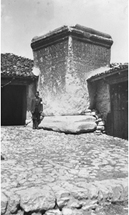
[1, 0, 128, 63]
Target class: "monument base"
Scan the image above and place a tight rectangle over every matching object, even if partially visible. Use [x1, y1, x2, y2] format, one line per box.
[38, 115, 97, 134]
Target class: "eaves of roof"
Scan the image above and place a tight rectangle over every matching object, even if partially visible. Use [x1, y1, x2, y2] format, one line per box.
[87, 63, 128, 82]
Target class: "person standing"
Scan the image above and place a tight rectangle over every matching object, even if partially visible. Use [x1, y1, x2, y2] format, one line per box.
[31, 91, 43, 129]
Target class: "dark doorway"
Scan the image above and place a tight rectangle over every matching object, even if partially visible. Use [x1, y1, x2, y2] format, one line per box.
[107, 81, 128, 139]
[1, 85, 27, 125]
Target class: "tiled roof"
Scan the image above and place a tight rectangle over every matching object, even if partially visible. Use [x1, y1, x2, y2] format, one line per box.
[1, 53, 37, 79]
[87, 63, 128, 81]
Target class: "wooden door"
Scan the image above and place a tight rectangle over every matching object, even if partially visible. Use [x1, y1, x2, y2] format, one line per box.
[110, 81, 128, 139]
[1, 85, 27, 125]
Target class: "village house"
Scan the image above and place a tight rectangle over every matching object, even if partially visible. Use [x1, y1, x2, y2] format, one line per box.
[87, 63, 128, 139]
[1, 53, 37, 125]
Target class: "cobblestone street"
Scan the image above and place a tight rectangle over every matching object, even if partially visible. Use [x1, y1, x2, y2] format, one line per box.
[1, 125, 128, 215]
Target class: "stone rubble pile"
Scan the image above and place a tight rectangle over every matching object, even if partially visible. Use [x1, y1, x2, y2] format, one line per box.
[91, 110, 105, 135]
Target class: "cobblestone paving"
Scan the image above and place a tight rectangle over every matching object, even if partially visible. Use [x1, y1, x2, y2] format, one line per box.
[1, 126, 128, 215]
[1, 126, 127, 190]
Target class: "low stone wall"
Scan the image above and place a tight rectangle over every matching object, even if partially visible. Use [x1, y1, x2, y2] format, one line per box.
[1, 178, 128, 215]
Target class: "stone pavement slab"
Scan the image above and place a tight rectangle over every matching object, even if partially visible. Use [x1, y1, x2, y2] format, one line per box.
[1, 126, 128, 215]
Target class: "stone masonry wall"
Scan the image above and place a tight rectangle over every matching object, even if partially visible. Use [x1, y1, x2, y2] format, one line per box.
[33, 40, 68, 115]
[64, 39, 111, 113]
[95, 80, 110, 120]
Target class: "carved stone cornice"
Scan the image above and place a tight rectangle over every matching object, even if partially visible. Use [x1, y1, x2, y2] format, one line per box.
[31, 24, 113, 51]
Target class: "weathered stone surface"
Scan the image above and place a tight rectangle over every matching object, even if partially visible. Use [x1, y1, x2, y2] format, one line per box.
[62, 208, 83, 215]
[31, 212, 42, 215]
[62, 208, 73, 215]
[96, 125, 105, 131]
[93, 178, 128, 203]
[54, 188, 71, 209]
[88, 184, 99, 199]
[67, 197, 82, 209]
[98, 121, 105, 126]
[40, 115, 96, 133]
[95, 130, 102, 135]
[111, 185, 124, 202]
[7, 193, 20, 214]
[1, 192, 8, 215]
[95, 80, 110, 120]
[96, 118, 103, 123]
[71, 187, 89, 201]
[82, 200, 98, 211]
[78, 168, 90, 178]
[15, 186, 55, 212]
[16, 210, 24, 215]
[44, 209, 62, 215]
[120, 179, 128, 201]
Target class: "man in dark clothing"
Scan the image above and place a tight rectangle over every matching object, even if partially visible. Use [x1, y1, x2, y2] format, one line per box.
[31, 91, 43, 129]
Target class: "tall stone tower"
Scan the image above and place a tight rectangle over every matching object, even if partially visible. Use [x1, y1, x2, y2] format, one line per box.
[31, 24, 113, 116]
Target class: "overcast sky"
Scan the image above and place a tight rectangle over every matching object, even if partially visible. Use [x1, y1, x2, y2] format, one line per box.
[1, 0, 128, 63]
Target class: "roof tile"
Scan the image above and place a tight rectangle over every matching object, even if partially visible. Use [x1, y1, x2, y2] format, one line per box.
[1, 53, 36, 79]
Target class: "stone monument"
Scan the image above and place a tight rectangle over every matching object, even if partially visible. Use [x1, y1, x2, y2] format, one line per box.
[31, 24, 113, 133]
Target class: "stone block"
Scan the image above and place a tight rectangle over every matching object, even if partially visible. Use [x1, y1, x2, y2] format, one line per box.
[16, 210, 24, 215]
[97, 121, 105, 126]
[54, 188, 71, 209]
[44, 209, 62, 215]
[7, 193, 20, 214]
[71, 187, 89, 201]
[67, 197, 82, 209]
[96, 125, 105, 131]
[40, 115, 97, 133]
[15, 186, 55, 212]
[1, 192, 8, 215]
[78, 169, 90, 178]
[62, 208, 82, 215]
